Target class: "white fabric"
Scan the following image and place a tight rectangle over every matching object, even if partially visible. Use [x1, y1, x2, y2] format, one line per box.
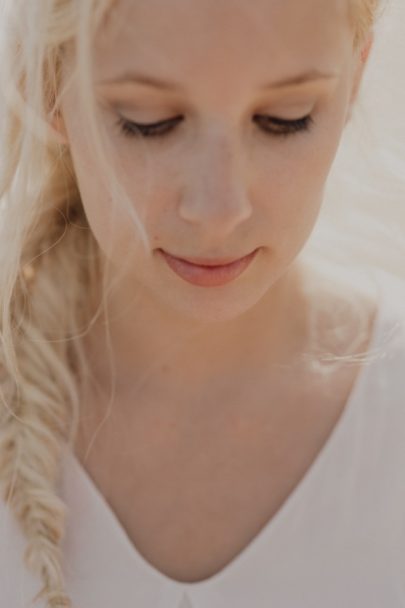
[1, 269, 405, 608]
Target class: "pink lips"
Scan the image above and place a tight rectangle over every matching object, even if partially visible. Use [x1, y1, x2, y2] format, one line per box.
[159, 248, 259, 287]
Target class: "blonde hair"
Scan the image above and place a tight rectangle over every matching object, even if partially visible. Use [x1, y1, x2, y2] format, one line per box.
[351, 0, 381, 46]
[0, 1, 387, 606]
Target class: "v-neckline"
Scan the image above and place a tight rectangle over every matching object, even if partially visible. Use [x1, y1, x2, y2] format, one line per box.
[64, 274, 385, 592]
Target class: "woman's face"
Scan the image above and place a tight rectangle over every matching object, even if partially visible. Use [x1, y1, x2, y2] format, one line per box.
[59, 0, 368, 322]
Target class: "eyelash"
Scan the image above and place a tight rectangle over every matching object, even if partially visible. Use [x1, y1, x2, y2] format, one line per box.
[115, 114, 314, 140]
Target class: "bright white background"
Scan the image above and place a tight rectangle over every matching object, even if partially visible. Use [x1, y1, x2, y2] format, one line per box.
[315, 0, 405, 278]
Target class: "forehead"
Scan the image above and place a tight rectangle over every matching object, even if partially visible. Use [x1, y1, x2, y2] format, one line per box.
[94, 0, 353, 87]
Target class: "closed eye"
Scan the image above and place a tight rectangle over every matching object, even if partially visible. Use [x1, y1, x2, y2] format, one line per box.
[116, 115, 184, 138]
[115, 113, 314, 140]
[254, 114, 314, 136]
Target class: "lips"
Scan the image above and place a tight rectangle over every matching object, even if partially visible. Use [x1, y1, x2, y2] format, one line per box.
[162, 251, 255, 267]
[159, 248, 259, 287]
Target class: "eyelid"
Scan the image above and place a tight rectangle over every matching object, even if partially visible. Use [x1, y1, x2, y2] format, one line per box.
[117, 115, 184, 136]
[110, 93, 316, 125]
[115, 112, 314, 139]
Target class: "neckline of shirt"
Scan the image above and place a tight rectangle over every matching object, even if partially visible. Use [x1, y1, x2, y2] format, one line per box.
[62, 268, 389, 592]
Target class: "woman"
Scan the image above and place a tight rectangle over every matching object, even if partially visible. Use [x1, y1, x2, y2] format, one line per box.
[1, 0, 405, 606]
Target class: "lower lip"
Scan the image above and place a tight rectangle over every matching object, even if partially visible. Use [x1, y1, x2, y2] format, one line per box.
[159, 248, 259, 287]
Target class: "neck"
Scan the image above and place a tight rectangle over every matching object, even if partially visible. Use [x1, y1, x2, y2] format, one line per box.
[81, 260, 309, 405]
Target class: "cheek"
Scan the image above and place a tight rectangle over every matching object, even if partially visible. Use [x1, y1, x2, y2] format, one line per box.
[270, 175, 324, 254]
[65, 132, 153, 264]
[257, 132, 345, 251]
[68, 146, 137, 263]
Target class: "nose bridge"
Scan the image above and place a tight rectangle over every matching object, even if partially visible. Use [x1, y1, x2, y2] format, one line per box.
[178, 127, 252, 232]
[201, 126, 248, 196]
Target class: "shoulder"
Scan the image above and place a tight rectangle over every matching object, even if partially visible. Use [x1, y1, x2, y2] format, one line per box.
[301, 261, 381, 361]
[300, 262, 405, 401]
[341, 268, 405, 436]
[369, 268, 405, 358]
[306, 262, 405, 345]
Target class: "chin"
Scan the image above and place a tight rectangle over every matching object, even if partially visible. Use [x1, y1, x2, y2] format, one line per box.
[157, 281, 272, 324]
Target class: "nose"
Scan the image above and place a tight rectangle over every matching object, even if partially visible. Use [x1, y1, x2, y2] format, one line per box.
[177, 132, 253, 238]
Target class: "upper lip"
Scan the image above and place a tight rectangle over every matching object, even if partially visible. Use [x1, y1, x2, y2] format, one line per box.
[160, 249, 257, 266]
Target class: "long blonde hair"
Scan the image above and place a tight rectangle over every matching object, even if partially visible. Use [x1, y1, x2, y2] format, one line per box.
[0, 1, 388, 606]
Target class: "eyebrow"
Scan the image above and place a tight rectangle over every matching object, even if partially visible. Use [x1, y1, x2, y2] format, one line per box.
[96, 69, 339, 91]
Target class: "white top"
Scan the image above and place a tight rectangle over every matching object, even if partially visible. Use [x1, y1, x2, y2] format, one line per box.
[1, 269, 405, 608]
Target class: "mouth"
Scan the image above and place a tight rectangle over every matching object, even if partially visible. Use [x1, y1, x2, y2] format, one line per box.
[158, 248, 260, 287]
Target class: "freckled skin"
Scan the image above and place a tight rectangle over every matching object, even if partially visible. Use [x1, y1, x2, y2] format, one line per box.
[56, 0, 369, 397]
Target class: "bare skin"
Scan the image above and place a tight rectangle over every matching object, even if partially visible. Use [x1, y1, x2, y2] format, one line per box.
[75, 265, 376, 583]
[54, 0, 376, 584]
